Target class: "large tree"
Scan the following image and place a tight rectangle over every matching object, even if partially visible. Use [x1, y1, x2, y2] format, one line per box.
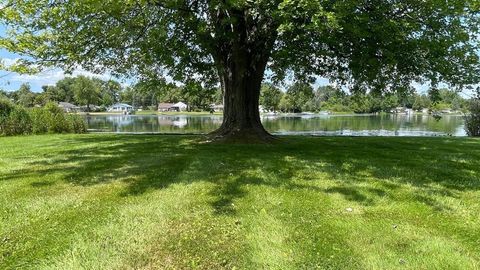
[72, 75, 101, 112]
[51, 77, 77, 103]
[1, 0, 479, 141]
[97, 79, 123, 107]
[285, 82, 315, 112]
[260, 83, 283, 113]
[15, 83, 35, 108]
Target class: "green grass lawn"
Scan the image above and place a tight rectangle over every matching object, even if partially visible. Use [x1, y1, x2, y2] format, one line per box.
[1, 135, 479, 269]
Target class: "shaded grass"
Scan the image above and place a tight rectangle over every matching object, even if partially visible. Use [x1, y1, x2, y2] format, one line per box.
[0, 134, 479, 269]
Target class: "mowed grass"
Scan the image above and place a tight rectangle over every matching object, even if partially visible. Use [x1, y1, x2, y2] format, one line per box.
[0, 134, 479, 269]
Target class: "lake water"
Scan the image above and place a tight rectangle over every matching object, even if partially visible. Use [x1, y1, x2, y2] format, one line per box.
[84, 114, 467, 137]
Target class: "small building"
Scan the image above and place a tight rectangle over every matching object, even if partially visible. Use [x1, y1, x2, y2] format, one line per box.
[158, 102, 188, 112]
[158, 103, 175, 112]
[210, 104, 224, 112]
[405, 108, 414, 115]
[440, 109, 452, 114]
[58, 102, 81, 113]
[391, 107, 409, 114]
[258, 105, 275, 114]
[108, 103, 134, 112]
[171, 102, 188, 112]
[259, 105, 267, 113]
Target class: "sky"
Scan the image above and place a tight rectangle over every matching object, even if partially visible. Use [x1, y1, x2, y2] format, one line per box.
[0, 53, 118, 93]
[0, 54, 116, 92]
[0, 23, 120, 92]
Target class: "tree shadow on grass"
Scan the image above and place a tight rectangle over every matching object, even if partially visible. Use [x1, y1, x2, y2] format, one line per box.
[8, 135, 480, 215]
[210, 175, 266, 215]
[4, 135, 480, 270]
[30, 181, 55, 187]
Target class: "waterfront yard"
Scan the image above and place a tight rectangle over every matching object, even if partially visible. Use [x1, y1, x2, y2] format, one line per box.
[0, 135, 479, 269]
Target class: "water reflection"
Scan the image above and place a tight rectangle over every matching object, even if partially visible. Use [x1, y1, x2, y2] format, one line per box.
[86, 115, 222, 133]
[84, 114, 466, 136]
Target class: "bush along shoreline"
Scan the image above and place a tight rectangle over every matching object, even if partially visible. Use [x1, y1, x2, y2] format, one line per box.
[464, 89, 480, 137]
[0, 99, 86, 136]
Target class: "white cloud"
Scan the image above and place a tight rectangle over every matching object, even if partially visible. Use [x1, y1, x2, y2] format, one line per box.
[9, 68, 113, 87]
[1, 57, 115, 86]
[1, 57, 21, 67]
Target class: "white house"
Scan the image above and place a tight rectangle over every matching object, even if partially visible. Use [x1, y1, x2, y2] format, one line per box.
[210, 104, 224, 112]
[108, 103, 134, 112]
[441, 108, 453, 114]
[171, 102, 188, 111]
[158, 103, 174, 112]
[158, 102, 188, 112]
[259, 105, 269, 113]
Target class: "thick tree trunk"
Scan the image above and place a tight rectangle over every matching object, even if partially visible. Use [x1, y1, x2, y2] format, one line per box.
[207, 8, 278, 143]
[209, 56, 275, 143]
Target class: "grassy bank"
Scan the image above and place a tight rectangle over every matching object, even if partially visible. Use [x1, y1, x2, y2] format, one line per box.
[1, 135, 479, 269]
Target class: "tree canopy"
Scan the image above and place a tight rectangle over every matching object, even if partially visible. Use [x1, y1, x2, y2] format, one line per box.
[72, 75, 101, 111]
[1, 0, 479, 141]
[1, 0, 478, 87]
[260, 83, 283, 112]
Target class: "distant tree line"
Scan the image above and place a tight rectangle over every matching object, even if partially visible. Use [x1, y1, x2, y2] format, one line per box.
[260, 82, 469, 113]
[0, 77, 469, 114]
[0, 76, 122, 111]
[121, 80, 222, 111]
[0, 76, 222, 112]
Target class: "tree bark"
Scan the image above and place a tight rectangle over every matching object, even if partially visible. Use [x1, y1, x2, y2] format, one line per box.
[207, 8, 278, 143]
[209, 51, 275, 143]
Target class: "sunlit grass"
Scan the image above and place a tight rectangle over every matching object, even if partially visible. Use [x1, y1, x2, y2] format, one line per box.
[0, 134, 479, 269]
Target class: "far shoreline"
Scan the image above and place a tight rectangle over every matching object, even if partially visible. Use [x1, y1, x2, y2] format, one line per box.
[77, 111, 466, 117]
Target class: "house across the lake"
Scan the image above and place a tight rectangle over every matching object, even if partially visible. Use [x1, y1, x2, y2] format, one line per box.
[158, 103, 174, 112]
[392, 107, 414, 115]
[171, 102, 188, 111]
[158, 102, 188, 112]
[58, 102, 81, 113]
[440, 108, 453, 114]
[210, 104, 224, 112]
[108, 103, 134, 113]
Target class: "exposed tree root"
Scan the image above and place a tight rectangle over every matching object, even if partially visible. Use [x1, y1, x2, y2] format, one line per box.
[206, 126, 280, 144]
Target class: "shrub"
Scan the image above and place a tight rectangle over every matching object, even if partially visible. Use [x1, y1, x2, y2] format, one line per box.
[5, 107, 32, 135]
[464, 92, 480, 137]
[0, 98, 33, 136]
[68, 114, 87, 133]
[31, 107, 49, 134]
[43, 102, 72, 133]
[0, 98, 15, 132]
[1, 100, 87, 136]
[35, 102, 87, 134]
